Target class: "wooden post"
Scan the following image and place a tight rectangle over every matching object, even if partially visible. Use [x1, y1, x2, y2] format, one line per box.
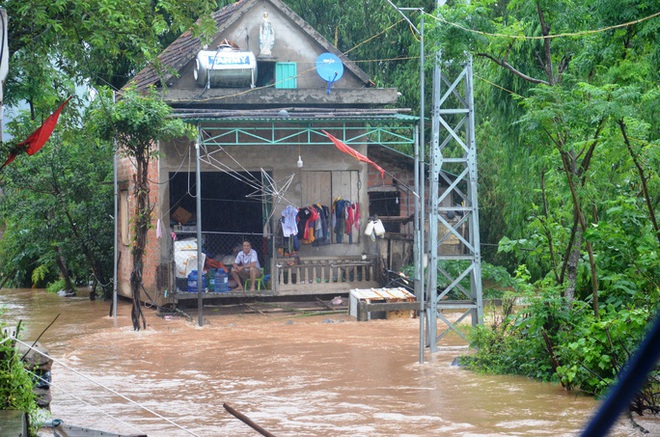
[223, 403, 276, 437]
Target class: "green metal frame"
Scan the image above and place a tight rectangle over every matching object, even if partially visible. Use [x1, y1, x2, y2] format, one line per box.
[193, 116, 419, 148]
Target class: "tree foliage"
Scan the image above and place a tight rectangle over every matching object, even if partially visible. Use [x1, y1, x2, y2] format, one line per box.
[3, 0, 222, 97]
[0, 0, 220, 294]
[428, 0, 659, 412]
[0, 93, 115, 296]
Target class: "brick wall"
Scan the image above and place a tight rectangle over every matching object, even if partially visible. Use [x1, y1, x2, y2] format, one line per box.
[115, 147, 163, 302]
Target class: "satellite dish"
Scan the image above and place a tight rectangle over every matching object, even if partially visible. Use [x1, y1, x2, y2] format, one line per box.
[315, 53, 344, 94]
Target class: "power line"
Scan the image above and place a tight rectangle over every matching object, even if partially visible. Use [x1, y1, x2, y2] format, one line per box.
[427, 10, 660, 41]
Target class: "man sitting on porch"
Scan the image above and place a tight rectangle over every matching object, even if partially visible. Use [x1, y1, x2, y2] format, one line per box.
[232, 240, 262, 292]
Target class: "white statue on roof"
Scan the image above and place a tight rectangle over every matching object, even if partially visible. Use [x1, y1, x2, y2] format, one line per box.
[259, 12, 275, 57]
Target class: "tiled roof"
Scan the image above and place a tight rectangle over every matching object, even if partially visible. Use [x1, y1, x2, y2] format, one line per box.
[128, 0, 249, 91]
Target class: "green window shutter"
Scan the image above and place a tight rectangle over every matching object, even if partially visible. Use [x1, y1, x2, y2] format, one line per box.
[275, 62, 297, 89]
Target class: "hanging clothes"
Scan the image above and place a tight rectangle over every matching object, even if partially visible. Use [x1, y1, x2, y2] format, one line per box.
[345, 203, 354, 235]
[281, 205, 299, 237]
[333, 198, 350, 243]
[322, 205, 331, 240]
[301, 206, 319, 244]
[307, 206, 320, 242]
[314, 209, 323, 239]
[297, 207, 312, 243]
[312, 204, 331, 247]
[353, 203, 361, 233]
[284, 234, 299, 254]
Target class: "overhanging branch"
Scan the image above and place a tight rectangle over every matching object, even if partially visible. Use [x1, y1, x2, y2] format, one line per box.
[476, 53, 549, 85]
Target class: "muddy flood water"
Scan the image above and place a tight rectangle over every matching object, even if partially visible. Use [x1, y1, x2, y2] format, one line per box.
[1, 288, 655, 436]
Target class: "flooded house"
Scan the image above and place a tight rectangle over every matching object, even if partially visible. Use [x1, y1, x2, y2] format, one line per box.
[115, 0, 430, 306]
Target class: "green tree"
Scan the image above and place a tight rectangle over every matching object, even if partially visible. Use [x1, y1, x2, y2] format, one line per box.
[0, 94, 115, 296]
[3, 0, 222, 98]
[421, 0, 659, 418]
[0, 0, 221, 295]
[428, 0, 659, 312]
[90, 88, 194, 330]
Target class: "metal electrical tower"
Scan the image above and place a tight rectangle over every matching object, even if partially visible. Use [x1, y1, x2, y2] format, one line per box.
[426, 0, 483, 350]
[386, 0, 483, 358]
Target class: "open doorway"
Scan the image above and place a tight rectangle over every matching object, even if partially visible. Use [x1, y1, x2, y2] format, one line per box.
[368, 190, 401, 232]
[169, 171, 267, 264]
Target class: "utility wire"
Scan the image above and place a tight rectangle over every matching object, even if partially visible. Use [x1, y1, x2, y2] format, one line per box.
[29, 371, 147, 435]
[426, 10, 660, 41]
[9, 337, 202, 437]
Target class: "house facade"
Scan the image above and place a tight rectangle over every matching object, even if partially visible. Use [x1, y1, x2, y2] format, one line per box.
[116, 0, 420, 305]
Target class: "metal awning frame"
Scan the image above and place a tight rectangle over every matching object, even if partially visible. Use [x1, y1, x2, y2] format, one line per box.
[193, 118, 419, 148]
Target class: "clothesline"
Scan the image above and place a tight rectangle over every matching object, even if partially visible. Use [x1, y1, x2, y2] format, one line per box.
[279, 200, 362, 251]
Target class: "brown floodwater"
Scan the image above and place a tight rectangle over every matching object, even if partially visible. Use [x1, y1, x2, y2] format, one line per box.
[1, 288, 654, 436]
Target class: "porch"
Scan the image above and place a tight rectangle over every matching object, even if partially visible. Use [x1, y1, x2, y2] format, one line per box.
[160, 109, 417, 307]
[172, 254, 381, 304]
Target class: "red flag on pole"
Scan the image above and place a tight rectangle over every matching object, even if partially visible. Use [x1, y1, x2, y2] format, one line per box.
[0, 96, 72, 172]
[322, 130, 386, 178]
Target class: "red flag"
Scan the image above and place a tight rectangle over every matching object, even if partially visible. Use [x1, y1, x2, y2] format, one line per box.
[0, 96, 72, 171]
[322, 130, 386, 178]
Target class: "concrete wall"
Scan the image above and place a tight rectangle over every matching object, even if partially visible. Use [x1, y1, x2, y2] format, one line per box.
[173, 3, 364, 92]
[116, 143, 166, 303]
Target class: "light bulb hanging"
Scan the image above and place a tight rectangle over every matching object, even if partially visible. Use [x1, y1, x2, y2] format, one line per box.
[296, 142, 303, 168]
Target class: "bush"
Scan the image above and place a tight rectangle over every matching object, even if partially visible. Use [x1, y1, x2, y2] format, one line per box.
[462, 287, 570, 382]
[462, 288, 659, 414]
[0, 311, 39, 434]
[46, 278, 74, 294]
[556, 305, 653, 396]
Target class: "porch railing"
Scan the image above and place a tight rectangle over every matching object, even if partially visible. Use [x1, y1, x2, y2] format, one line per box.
[273, 255, 380, 293]
[171, 231, 382, 295]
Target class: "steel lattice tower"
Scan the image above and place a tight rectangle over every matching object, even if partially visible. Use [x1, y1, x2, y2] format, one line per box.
[426, 52, 483, 349]
[389, 1, 483, 358]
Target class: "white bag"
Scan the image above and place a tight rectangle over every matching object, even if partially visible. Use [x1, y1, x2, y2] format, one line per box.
[364, 220, 375, 236]
[373, 219, 385, 237]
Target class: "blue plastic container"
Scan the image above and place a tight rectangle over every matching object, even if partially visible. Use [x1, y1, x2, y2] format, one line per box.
[187, 270, 206, 292]
[208, 269, 216, 291]
[214, 269, 229, 292]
